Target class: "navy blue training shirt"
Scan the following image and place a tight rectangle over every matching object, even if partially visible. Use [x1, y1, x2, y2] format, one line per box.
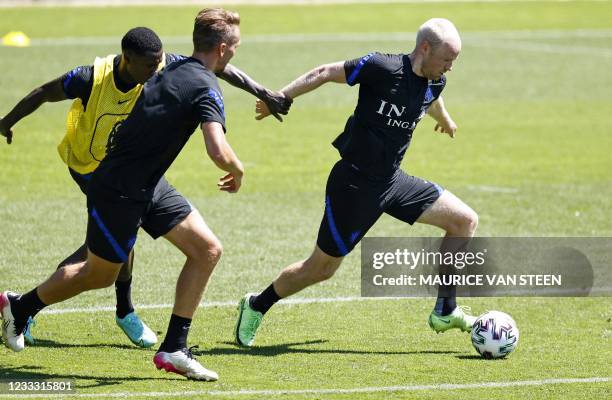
[335, 52, 446, 178]
[92, 57, 226, 200]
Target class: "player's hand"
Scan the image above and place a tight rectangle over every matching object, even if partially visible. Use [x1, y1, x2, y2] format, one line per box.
[434, 117, 457, 139]
[260, 90, 292, 122]
[0, 117, 13, 145]
[255, 99, 272, 121]
[217, 172, 242, 193]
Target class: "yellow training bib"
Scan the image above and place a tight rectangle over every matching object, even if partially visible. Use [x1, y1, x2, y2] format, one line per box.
[57, 54, 165, 174]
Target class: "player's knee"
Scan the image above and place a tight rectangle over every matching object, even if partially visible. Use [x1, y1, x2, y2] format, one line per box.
[191, 237, 223, 268]
[452, 209, 478, 236]
[82, 269, 117, 289]
[464, 209, 479, 235]
[206, 240, 223, 265]
[311, 259, 340, 282]
[98, 274, 118, 288]
[317, 267, 336, 282]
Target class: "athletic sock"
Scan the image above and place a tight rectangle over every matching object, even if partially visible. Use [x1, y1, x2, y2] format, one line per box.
[249, 283, 281, 315]
[158, 314, 192, 353]
[11, 288, 47, 324]
[434, 289, 457, 316]
[115, 277, 135, 319]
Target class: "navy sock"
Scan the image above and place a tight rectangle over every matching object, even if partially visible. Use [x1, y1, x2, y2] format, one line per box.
[12, 288, 47, 322]
[115, 277, 134, 319]
[249, 283, 281, 315]
[159, 314, 191, 353]
[434, 295, 457, 316]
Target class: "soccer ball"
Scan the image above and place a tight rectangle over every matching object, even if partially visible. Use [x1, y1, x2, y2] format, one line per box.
[471, 311, 519, 359]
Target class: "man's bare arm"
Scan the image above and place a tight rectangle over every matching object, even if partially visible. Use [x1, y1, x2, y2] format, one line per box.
[217, 64, 292, 122]
[255, 61, 346, 120]
[0, 78, 67, 144]
[280, 62, 346, 99]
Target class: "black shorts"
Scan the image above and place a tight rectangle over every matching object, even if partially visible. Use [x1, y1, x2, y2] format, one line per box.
[317, 160, 443, 257]
[85, 175, 193, 263]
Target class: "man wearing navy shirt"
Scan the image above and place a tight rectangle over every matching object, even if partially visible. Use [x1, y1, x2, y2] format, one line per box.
[236, 18, 478, 347]
[0, 27, 289, 350]
[1, 8, 247, 381]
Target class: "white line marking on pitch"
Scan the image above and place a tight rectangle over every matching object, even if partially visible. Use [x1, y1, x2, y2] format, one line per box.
[24, 32, 612, 58]
[0, 377, 608, 398]
[26, 29, 612, 46]
[466, 185, 519, 193]
[40, 296, 402, 315]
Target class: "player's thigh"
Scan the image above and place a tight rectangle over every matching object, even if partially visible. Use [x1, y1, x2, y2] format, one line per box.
[384, 171, 444, 226]
[416, 189, 477, 233]
[141, 178, 221, 260]
[317, 160, 384, 257]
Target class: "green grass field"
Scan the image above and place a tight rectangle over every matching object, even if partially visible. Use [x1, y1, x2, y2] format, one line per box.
[0, 1, 611, 398]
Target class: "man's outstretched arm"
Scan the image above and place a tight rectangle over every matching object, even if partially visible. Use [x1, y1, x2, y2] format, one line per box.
[217, 64, 292, 122]
[0, 78, 67, 144]
[427, 96, 457, 138]
[255, 61, 346, 120]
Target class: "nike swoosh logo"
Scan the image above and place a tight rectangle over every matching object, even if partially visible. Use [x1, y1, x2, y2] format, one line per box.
[438, 318, 451, 324]
[118, 99, 131, 104]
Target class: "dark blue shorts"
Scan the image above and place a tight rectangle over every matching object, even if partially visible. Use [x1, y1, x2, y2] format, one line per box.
[83, 173, 193, 263]
[316, 160, 443, 257]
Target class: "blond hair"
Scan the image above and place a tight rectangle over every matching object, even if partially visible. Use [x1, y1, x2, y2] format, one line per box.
[193, 8, 240, 52]
[416, 18, 461, 49]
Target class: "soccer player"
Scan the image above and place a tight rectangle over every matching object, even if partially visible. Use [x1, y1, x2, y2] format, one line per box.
[0, 27, 289, 349]
[235, 18, 478, 347]
[0, 8, 270, 380]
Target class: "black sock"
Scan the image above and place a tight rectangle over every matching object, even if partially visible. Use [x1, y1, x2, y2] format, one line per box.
[115, 277, 134, 319]
[158, 314, 191, 353]
[11, 288, 47, 322]
[250, 283, 281, 315]
[435, 272, 457, 315]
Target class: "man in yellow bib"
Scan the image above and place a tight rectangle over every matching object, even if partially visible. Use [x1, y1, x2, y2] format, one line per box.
[0, 27, 290, 349]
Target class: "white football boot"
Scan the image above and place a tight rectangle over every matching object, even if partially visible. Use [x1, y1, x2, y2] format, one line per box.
[1, 291, 25, 352]
[153, 347, 218, 381]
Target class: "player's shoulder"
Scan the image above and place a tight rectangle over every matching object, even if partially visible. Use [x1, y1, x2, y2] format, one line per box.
[164, 57, 218, 86]
[369, 52, 404, 71]
[181, 58, 216, 78]
[164, 53, 187, 65]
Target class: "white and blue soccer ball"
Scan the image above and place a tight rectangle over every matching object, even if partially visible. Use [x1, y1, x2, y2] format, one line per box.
[471, 311, 519, 359]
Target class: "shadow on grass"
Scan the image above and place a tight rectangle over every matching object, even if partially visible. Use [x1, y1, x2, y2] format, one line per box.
[27, 339, 137, 351]
[454, 355, 507, 360]
[200, 340, 464, 357]
[0, 365, 184, 389]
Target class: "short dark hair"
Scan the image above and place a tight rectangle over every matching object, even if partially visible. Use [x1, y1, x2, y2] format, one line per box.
[193, 8, 240, 52]
[121, 27, 162, 55]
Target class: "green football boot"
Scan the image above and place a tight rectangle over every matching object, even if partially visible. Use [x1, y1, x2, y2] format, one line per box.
[428, 306, 476, 333]
[234, 294, 263, 347]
